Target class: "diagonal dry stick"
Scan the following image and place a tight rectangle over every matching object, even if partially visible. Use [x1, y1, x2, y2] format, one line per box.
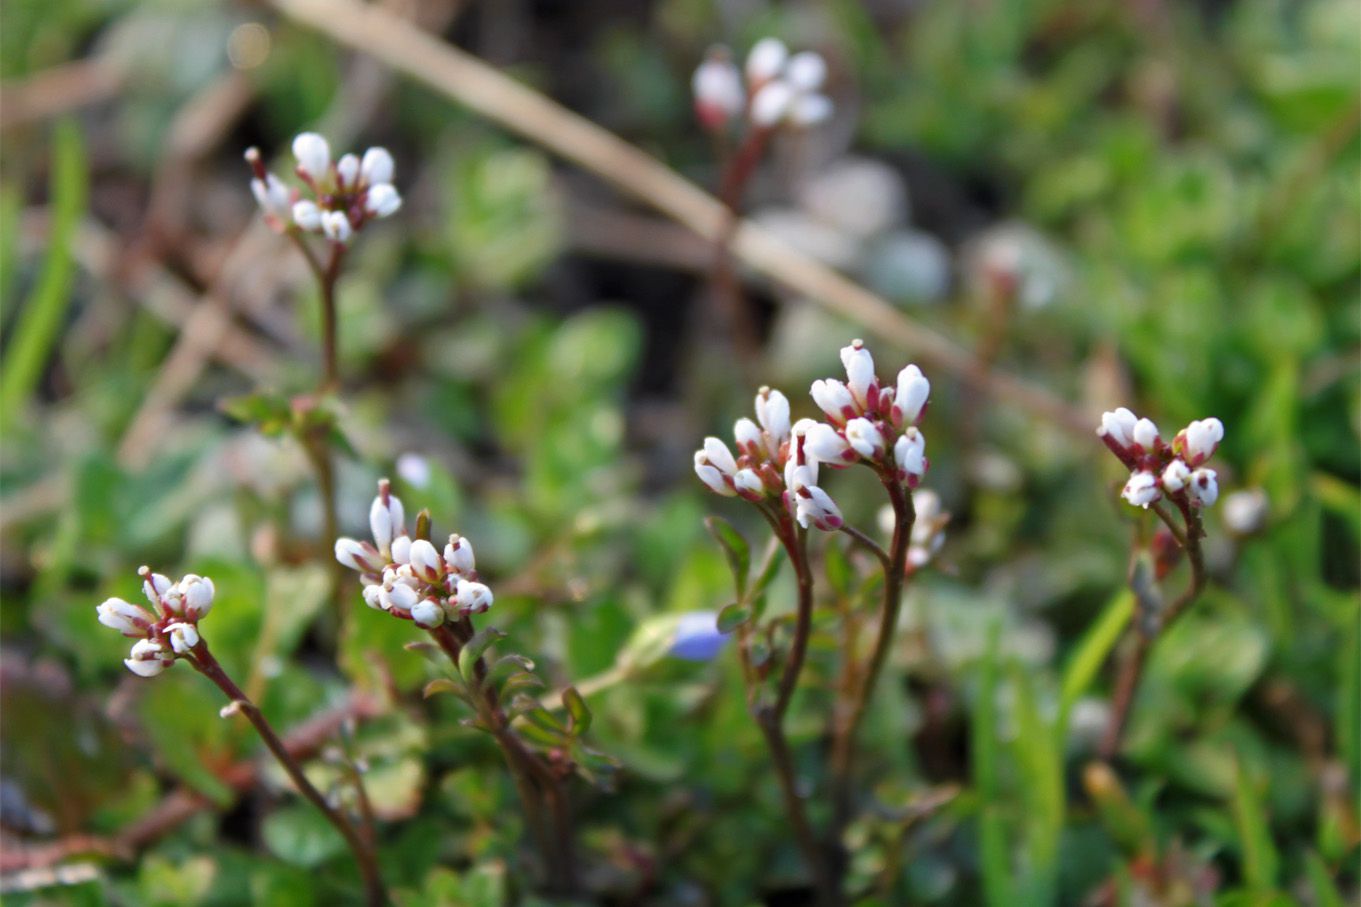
[271, 0, 1093, 437]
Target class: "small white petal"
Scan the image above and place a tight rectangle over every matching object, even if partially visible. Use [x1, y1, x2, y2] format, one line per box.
[336, 153, 360, 187]
[1121, 470, 1162, 508]
[409, 539, 444, 582]
[1188, 468, 1219, 507]
[292, 200, 323, 232]
[410, 598, 445, 628]
[695, 460, 736, 497]
[894, 364, 930, 426]
[750, 80, 794, 127]
[754, 388, 791, 445]
[1161, 460, 1190, 492]
[840, 341, 876, 408]
[455, 580, 494, 614]
[1132, 418, 1160, 450]
[785, 52, 826, 91]
[365, 183, 401, 218]
[444, 535, 476, 574]
[745, 37, 788, 85]
[702, 437, 738, 475]
[321, 210, 353, 243]
[804, 423, 854, 464]
[361, 147, 395, 186]
[292, 132, 331, 180]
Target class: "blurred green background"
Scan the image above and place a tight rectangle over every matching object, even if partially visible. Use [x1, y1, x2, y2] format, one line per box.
[0, 0, 1357, 904]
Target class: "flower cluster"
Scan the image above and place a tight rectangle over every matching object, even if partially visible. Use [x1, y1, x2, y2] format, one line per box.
[1098, 408, 1223, 509]
[692, 37, 831, 131]
[245, 133, 401, 244]
[334, 479, 493, 629]
[695, 341, 933, 533]
[96, 568, 215, 676]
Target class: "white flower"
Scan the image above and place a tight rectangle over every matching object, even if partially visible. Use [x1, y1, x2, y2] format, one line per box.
[734, 417, 765, 458]
[1161, 459, 1190, 493]
[444, 535, 476, 575]
[361, 147, 395, 186]
[370, 484, 406, 554]
[97, 598, 155, 636]
[804, 423, 854, 464]
[895, 428, 927, 481]
[335, 153, 360, 188]
[692, 54, 745, 126]
[1180, 418, 1223, 466]
[785, 52, 826, 92]
[125, 639, 171, 677]
[1187, 468, 1218, 507]
[1121, 470, 1161, 508]
[166, 621, 200, 655]
[894, 364, 930, 427]
[810, 378, 857, 424]
[1132, 418, 1160, 451]
[794, 485, 843, 531]
[335, 538, 385, 573]
[365, 184, 401, 218]
[844, 417, 885, 460]
[455, 579, 494, 614]
[410, 598, 445, 628]
[695, 453, 735, 496]
[750, 80, 794, 127]
[754, 388, 791, 447]
[292, 200, 322, 231]
[178, 574, 215, 621]
[250, 174, 290, 219]
[408, 539, 444, 583]
[703, 437, 738, 475]
[381, 582, 418, 613]
[322, 210, 353, 243]
[840, 340, 876, 408]
[1098, 408, 1138, 449]
[1222, 488, 1266, 534]
[292, 132, 331, 181]
[745, 37, 788, 86]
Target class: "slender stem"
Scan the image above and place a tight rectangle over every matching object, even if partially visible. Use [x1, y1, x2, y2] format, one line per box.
[708, 127, 771, 370]
[189, 644, 385, 906]
[1100, 504, 1207, 759]
[829, 476, 914, 830]
[837, 524, 891, 570]
[318, 242, 346, 392]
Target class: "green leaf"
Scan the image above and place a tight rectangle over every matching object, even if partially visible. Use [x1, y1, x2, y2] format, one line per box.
[705, 515, 751, 599]
[261, 804, 347, 869]
[562, 686, 591, 735]
[1303, 851, 1345, 907]
[457, 628, 506, 683]
[717, 601, 752, 634]
[1057, 590, 1133, 740]
[1231, 758, 1280, 893]
[0, 120, 86, 424]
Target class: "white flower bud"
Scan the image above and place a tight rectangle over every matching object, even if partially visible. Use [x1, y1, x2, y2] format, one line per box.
[840, 340, 876, 408]
[140, 568, 173, 609]
[804, 423, 855, 464]
[178, 574, 215, 620]
[844, 417, 885, 460]
[361, 585, 385, 610]
[97, 598, 155, 637]
[292, 200, 323, 232]
[336, 153, 360, 188]
[785, 461, 818, 494]
[785, 51, 826, 91]
[370, 485, 406, 553]
[1161, 459, 1190, 493]
[444, 534, 476, 574]
[694, 455, 736, 497]
[789, 93, 833, 127]
[1180, 418, 1224, 466]
[455, 579, 494, 614]
[125, 639, 171, 677]
[335, 538, 385, 573]
[733, 468, 766, 500]
[361, 147, 395, 186]
[409, 539, 444, 583]
[1121, 470, 1161, 508]
[292, 132, 331, 181]
[1188, 468, 1218, 507]
[1222, 488, 1267, 534]
[810, 378, 857, 423]
[1098, 408, 1138, 449]
[754, 388, 791, 446]
[734, 417, 764, 458]
[365, 183, 402, 218]
[894, 364, 930, 426]
[321, 210, 353, 243]
[895, 428, 927, 480]
[381, 582, 418, 613]
[795, 485, 843, 531]
[1132, 418, 1160, 451]
[251, 174, 291, 218]
[166, 621, 200, 655]
[410, 598, 445, 628]
[692, 55, 745, 126]
[750, 80, 794, 127]
[702, 437, 738, 475]
[745, 37, 788, 86]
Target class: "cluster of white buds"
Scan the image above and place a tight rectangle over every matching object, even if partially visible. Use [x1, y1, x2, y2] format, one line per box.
[244, 133, 401, 244]
[1098, 408, 1223, 510]
[691, 38, 831, 132]
[334, 479, 493, 629]
[96, 568, 216, 677]
[805, 340, 930, 487]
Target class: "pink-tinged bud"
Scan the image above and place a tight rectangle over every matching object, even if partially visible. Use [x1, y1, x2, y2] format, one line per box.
[1161, 459, 1190, 493]
[178, 574, 215, 621]
[382, 582, 419, 613]
[1178, 418, 1223, 466]
[1132, 418, 1160, 451]
[139, 567, 173, 609]
[893, 364, 930, 427]
[361, 147, 395, 186]
[785, 51, 826, 92]
[97, 598, 156, 637]
[443, 535, 476, 574]
[361, 585, 384, 610]
[804, 423, 855, 464]
[365, 183, 401, 218]
[370, 482, 406, 553]
[785, 459, 818, 493]
[745, 37, 788, 87]
[810, 379, 858, 424]
[844, 417, 885, 460]
[410, 598, 445, 628]
[695, 457, 736, 496]
[322, 210, 353, 243]
[733, 468, 766, 501]
[335, 153, 360, 188]
[1098, 408, 1138, 449]
[455, 579, 494, 614]
[166, 621, 200, 655]
[750, 80, 794, 127]
[335, 538, 385, 573]
[794, 485, 843, 531]
[734, 417, 764, 459]
[754, 387, 791, 446]
[692, 52, 744, 129]
[408, 539, 443, 583]
[125, 639, 172, 677]
[292, 132, 331, 181]
[1121, 470, 1161, 508]
[243, 146, 268, 180]
[840, 340, 876, 408]
[895, 428, 927, 482]
[702, 437, 738, 475]
[1187, 468, 1218, 507]
[292, 200, 323, 232]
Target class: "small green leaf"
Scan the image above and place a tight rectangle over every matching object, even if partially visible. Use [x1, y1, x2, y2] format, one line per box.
[423, 678, 462, 699]
[563, 686, 591, 735]
[717, 602, 752, 634]
[1231, 759, 1280, 893]
[705, 515, 751, 599]
[1057, 590, 1133, 740]
[458, 628, 506, 682]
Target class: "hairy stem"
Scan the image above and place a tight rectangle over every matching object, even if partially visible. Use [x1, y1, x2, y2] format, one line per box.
[189, 644, 386, 906]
